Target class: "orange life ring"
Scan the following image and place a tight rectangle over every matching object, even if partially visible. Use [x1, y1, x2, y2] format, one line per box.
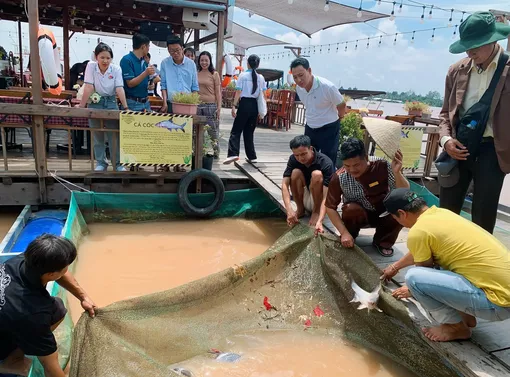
[38, 27, 62, 95]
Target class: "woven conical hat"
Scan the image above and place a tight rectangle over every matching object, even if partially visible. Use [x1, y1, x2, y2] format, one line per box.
[362, 117, 401, 159]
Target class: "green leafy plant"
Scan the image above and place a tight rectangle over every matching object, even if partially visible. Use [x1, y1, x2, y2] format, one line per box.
[339, 112, 364, 144]
[404, 101, 430, 112]
[227, 81, 236, 89]
[203, 125, 218, 157]
[171, 92, 201, 105]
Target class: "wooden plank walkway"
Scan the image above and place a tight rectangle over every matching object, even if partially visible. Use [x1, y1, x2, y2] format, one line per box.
[234, 159, 510, 377]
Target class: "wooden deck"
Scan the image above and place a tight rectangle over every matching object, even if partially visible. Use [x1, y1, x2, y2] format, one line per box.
[234, 160, 510, 377]
[0, 108, 437, 178]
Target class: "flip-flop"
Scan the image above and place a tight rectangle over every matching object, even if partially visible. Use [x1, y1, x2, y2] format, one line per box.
[373, 243, 394, 257]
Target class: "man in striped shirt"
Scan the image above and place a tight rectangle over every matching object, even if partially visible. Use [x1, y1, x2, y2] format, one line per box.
[324, 138, 409, 257]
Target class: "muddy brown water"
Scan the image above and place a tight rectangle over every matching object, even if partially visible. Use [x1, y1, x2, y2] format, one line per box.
[69, 218, 287, 323]
[171, 330, 418, 377]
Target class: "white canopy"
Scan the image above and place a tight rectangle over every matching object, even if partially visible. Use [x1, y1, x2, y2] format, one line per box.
[227, 23, 289, 49]
[235, 0, 388, 37]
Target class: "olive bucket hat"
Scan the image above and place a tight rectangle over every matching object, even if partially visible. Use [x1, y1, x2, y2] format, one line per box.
[449, 11, 510, 54]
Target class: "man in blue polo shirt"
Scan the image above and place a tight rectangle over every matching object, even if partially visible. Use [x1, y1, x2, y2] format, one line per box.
[120, 33, 155, 112]
[160, 35, 199, 114]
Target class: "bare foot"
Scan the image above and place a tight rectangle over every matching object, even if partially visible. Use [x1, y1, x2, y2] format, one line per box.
[309, 212, 320, 227]
[460, 312, 477, 328]
[422, 322, 472, 342]
[296, 206, 305, 218]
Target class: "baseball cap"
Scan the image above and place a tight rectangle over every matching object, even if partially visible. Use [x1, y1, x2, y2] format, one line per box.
[380, 188, 420, 217]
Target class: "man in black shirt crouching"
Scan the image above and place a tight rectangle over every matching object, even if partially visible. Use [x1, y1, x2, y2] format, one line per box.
[0, 234, 96, 377]
[282, 135, 335, 228]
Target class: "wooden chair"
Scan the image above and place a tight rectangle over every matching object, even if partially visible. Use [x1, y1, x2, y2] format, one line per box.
[268, 90, 295, 131]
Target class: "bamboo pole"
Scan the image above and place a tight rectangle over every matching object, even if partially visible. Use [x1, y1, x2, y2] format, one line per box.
[18, 21, 24, 87]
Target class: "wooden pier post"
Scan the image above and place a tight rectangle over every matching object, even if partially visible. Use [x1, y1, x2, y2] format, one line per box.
[27, 0, 47, 203]
[215, 11, 225, 78]
[63, 5, 71, 90]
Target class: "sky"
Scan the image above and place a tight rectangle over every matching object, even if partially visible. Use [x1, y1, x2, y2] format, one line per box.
[0, 0, 508, 95]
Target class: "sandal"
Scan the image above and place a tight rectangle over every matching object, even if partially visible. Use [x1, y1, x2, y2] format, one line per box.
[373, 243, 394, 257]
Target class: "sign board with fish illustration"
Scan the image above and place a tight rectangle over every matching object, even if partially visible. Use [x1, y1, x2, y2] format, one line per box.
[374, 127, 423, 170]
[119, 111, 193, 168]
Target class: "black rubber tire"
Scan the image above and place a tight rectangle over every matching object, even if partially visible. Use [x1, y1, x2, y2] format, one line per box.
[178, 169, 225, 217]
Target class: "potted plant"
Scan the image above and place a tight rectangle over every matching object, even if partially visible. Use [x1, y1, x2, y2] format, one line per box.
[404, 101, 430, 117]
[171, 92, 201, 115]
[421, 108, 432, 119]
[338, 112, 364, 167]
[202, 125, 217, 171]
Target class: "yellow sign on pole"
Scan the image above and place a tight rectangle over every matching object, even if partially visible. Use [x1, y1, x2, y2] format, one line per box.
[119, 112, 193, 168]
[374, 127, 424, 170]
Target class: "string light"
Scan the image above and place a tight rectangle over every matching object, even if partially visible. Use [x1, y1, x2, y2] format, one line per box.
[167, 25, 170, 29]
[448, 9, 453, 27]
[378, 35, 383, 47]
[411, 30, 415, 44]
[148, 21, 151, 25]
[357, 0, 363, 18]
[324, 0, 330, 12]
[366, 38, 370, 49]
[96, 7, 100, 12]
[164, 16, 168, 20]
[398, 0, 403, 13]
[107, 16, 111, 21]
[460, 11, 465, 23]
[393, 33, 397, 45]
[87, 15, 90, 20]
[378, 0, 381, 5]
[355, 40, 358, 50]
[428, 6, 433, 19]
[106, 2, 110, 8]
[158, 7, 162, 12]
[120, 12, 123, 16]
[344, 43, 348, 52]
[133, 3, 137, 9]
[390, 1, 396, 21]
[431, 28, 436, 42]
[420, 6, 425, 23]
[452, 24, 458, 39]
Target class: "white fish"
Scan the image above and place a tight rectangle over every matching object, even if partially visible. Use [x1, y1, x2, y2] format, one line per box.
[154, 119, 186, 132]
[172, 368, 194, 377]
[350, 280, 382, 313]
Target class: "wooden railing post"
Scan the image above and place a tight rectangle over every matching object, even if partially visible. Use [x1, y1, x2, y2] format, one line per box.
[28, 0, 47, 203]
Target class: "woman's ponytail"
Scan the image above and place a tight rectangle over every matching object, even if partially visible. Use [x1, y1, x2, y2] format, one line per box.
[248, 54, 260, 95]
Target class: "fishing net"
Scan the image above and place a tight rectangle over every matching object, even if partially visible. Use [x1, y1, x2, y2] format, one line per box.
[28, 188, 280, 377]
[59, 189, 460, 377]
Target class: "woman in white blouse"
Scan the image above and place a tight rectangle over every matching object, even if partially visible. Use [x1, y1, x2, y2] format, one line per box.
[223, 54, 266, 165]
[79, 42, 129, 172]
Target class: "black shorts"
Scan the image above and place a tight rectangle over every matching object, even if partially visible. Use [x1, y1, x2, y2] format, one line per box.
[0, 297, 67, 360]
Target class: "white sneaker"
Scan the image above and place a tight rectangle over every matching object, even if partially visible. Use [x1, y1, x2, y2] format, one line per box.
[223, 156, 240, 165]
[94, 165, 107, 172]
[116, 166, 128, 172]
[245, 158, 257, 164]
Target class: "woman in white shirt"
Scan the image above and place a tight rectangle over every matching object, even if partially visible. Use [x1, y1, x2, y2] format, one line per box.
[79, 42, 129, 172]
[224, 54, 266, 164]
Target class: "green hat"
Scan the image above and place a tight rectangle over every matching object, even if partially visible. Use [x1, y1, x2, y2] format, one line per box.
[449, 12, 510, 54]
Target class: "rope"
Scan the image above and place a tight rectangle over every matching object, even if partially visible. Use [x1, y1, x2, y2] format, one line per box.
[48, 170, 92, 193]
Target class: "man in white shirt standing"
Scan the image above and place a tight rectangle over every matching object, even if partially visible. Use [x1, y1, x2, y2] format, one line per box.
[291, 58, 346, 166]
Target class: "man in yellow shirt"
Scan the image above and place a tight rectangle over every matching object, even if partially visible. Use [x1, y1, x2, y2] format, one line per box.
[380, 188, 510, 342]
